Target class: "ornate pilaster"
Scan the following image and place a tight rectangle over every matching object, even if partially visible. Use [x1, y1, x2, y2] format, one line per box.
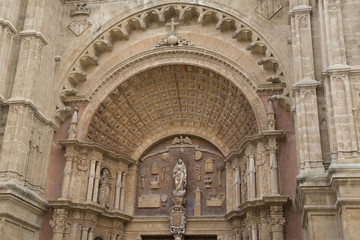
[290, 2, 325, 175]
[269, 206, 285, 240]
[50, 208, 68, 240]
[0, 18, 17, 98]
[318, 2, 353, 162]
[293, 80, 325, 174]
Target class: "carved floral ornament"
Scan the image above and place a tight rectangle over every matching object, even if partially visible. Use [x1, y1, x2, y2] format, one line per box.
[57, 3, 288, 116]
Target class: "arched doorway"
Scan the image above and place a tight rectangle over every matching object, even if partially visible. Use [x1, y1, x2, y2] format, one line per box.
[47, 3, 296, 240]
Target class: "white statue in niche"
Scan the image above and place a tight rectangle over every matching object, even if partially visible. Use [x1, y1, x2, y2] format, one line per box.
[173, 159, 187, 196]
[98, 168, 110, 208]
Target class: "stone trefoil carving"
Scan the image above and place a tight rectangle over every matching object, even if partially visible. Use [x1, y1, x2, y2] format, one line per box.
[155, 18, 193, 48]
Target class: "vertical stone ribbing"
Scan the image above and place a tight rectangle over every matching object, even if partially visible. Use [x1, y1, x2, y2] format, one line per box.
[290, 3, 325, 174]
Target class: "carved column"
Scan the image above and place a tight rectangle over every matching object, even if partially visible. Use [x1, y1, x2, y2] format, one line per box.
[88, 227, 94, 240]
[114, 170, 123, 209]
[119, 171, 127, 211]
[234, 167, 241, 208]
[92, 155, 103, 202]
[81, 225, 89, 240]
[250, 221, 258, 240]
[61, 147, 75, 198]
[268, 138, 279, 195]
[259, 210, 270, 239]
[86, 157, 97, 201]
[290, 2, 325, 174]
[247, 146, 256, 199]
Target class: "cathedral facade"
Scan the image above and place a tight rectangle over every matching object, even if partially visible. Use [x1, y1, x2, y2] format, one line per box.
[0, 0, 360, 239]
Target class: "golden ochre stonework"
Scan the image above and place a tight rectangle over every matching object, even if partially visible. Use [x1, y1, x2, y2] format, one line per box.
[1, 0, 360, 240]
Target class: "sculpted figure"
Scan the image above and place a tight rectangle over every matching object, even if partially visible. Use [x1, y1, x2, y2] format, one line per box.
[98, 168, 110, 208]
[173, 159, 187, 195]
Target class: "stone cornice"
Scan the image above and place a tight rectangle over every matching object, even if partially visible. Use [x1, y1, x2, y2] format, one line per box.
[19, 30, 48, 45]
[0, 180, 49, 214]
[6, 97, 58, 131]
[49, 199, 132, 222]
[225, 196, 289, 221]
[59, 139, 136, 165]
[292, 79, 320, 90]
[225, 131, 285, 161]
[0, 18, 17, 34]
[322, 64, 351, 75]
[289, 5, 312, 16]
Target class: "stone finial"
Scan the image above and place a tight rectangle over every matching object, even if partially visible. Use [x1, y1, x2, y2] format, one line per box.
[267, 100, 276, 130]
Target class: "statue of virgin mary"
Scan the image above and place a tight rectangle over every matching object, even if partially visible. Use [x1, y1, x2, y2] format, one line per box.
[173, 159, 187, 196]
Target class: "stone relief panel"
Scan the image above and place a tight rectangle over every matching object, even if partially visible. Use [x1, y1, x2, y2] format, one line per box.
[135, 136, 226, 216]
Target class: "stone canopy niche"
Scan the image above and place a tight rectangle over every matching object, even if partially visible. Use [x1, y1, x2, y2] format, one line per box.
[87, 64, 258, 158]
[135, 135, 226, 216]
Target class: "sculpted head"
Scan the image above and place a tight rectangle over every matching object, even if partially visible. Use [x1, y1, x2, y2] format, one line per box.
[178, 159, 183, 164]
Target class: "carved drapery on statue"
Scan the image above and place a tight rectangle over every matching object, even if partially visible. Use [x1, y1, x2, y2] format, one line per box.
[98, 168, 110, 208]
[173, 159, 187, 196]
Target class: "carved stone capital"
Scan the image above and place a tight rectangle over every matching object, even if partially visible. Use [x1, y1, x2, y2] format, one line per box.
[269, 217, 285, 232]
[50, 219, 66, 233]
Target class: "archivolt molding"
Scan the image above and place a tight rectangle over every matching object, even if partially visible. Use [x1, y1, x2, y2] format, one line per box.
[76, 48, 268, 147]
[76, 50, 268, 159]
[57, 3, 289, 122]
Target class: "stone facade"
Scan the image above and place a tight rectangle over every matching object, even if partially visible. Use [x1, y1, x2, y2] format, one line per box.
[0, 0, 360, 239]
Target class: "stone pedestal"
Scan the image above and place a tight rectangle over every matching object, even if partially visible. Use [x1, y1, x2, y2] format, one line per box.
[169, 195, 186, 240]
